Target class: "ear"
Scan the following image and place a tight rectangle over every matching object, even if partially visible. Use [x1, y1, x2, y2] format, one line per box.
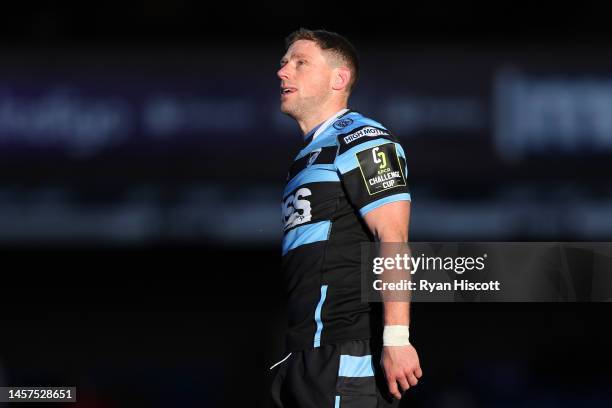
[331, 67, 351, 92]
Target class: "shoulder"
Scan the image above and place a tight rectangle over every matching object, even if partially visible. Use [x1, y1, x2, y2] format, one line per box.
[331, 111, 399, 156]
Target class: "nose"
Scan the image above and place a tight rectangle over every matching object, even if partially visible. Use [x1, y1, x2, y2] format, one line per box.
[277, 64, 289, 80]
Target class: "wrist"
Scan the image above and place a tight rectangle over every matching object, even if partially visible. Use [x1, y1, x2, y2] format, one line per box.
[383, 325, 410, 346]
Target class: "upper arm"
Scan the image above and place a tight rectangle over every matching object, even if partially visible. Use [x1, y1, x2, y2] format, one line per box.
[363, 200, 410, 242]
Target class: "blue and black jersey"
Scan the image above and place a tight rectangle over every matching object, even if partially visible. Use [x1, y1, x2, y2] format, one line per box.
[281, 109, 411, 352]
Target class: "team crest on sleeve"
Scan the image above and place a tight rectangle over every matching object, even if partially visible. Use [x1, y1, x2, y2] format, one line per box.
[333, 118, 353, 130]
[356, 143, 406, 195]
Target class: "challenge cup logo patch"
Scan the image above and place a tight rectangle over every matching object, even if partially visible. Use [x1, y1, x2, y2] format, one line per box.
[356, 143, 406, 195]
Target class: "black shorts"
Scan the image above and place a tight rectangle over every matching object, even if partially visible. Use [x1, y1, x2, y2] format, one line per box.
[269, 338, 399, 408]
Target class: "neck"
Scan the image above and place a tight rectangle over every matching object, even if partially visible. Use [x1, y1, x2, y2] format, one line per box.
[297, 100, 348, 136]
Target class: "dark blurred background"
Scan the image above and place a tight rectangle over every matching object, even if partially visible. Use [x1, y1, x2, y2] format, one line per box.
[1, 1, 612, 407]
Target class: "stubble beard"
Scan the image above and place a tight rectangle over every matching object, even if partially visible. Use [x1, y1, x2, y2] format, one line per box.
[281, 93, 329, 124]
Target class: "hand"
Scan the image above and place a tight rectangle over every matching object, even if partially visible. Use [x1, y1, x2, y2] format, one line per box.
[381, 344, 422, 400]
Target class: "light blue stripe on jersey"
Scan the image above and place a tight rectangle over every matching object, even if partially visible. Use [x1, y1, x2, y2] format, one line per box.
[359, 193, 412, 216]
[338, 355, 375, 377]
[313, 284, 328, 348]
[284, 164, 339, 195]
[294, 138, 337, 160]
[334, 395, 341, 408]
[282, 220, 331, 255]
[334, 139, 406, 174]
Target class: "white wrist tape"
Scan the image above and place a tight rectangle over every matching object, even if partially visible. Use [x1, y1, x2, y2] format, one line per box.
[383, 325, 410, 346]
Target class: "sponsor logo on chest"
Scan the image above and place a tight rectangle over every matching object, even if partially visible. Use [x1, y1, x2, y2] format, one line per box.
[283, 187, 312, 231]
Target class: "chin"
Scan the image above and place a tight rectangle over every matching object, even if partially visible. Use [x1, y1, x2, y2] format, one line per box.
[280, 103, 295, 116]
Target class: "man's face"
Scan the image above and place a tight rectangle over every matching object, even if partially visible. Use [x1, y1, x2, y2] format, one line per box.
[277, 39, 334, 118]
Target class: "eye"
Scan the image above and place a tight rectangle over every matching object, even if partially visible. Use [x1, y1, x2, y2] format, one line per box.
[297, 59, 306, 66]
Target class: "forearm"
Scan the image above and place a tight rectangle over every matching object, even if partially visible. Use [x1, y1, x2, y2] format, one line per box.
[377, 228, 411, 327]
[364, 200, 412, 331]
[383, 300, 410, 326]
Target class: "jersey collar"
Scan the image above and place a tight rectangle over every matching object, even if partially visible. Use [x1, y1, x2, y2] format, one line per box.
[303, 108, 351, 144]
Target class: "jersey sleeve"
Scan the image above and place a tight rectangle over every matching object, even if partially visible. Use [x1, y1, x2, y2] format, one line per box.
[334, 124, 411, 217]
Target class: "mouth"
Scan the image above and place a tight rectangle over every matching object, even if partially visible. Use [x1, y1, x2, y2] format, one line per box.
[280, 87, 297, 96]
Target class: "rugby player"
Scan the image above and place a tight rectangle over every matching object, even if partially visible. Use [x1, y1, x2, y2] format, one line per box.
[270, 28, 422, 408]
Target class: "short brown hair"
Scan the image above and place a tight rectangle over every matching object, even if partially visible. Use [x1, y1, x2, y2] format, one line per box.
[285, 28, 359, 93]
